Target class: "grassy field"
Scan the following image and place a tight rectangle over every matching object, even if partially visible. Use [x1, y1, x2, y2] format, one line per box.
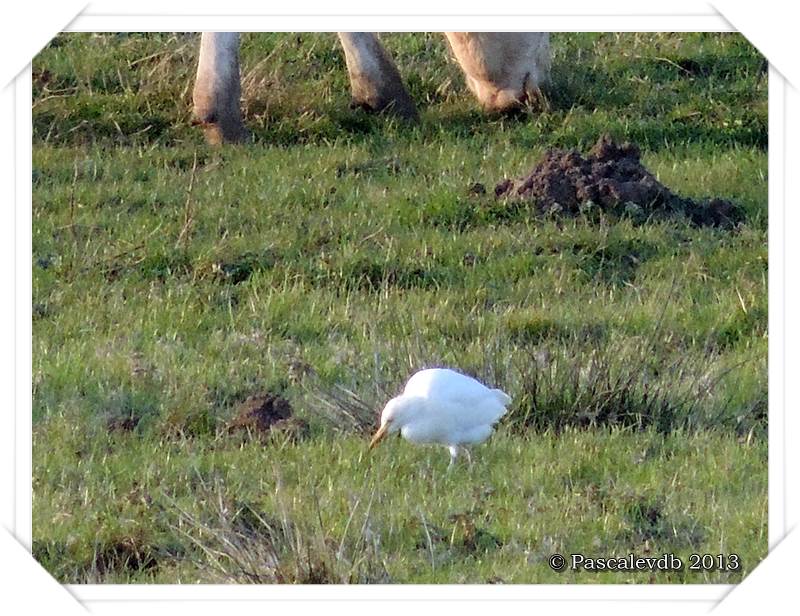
[32, 32, 767, 584]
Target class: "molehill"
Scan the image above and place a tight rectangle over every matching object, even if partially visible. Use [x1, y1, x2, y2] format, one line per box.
[493, 134, 740, 227]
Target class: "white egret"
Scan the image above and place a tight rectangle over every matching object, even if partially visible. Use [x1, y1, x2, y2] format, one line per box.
[369, 368, 512, 468]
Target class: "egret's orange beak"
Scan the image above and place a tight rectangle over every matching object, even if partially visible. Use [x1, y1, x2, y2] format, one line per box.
[369, 424, 389, 450]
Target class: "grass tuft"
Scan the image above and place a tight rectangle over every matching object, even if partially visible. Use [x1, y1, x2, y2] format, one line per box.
[169, 480, 390, 583]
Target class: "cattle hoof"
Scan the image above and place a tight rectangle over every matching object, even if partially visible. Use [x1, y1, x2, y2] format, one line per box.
[200, 123, 249, 145]
[192, 112, 249, 144]
[349, 96, 419, 122]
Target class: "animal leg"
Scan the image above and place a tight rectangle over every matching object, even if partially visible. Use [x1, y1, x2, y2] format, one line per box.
[337, 33, 419, 121]
[193, 32, 249, 144]
[444, 32, 550, 113]
[448, 445, 459, 469]
[460, 446, 473, 466]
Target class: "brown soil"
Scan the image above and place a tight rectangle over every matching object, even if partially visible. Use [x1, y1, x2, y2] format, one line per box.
[94, 534, 158, 575]
[106, 415, 140, 432]
[227, 392, 308, 440]
[270, 416, 311, 443]
[494, 134, 740, 227]
[228, 393, 292, 431]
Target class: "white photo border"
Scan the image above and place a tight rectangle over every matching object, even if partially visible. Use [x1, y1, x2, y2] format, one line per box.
[6, 3, 793, 613]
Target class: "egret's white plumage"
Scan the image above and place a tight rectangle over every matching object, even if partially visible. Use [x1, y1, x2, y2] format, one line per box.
[369, 368, 512, 467]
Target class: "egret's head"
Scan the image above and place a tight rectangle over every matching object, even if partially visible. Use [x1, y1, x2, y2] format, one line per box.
[369, 396, 413, 450]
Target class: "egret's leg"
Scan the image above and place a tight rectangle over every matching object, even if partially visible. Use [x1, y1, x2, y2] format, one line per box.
[461, 446, 473, 466]
[448, 446, 459, 469]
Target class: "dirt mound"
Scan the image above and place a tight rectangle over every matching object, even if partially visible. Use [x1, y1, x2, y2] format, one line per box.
[494, 135, 740, 227]
[106, 415, 140, 432]
[227, 392, 307, 440]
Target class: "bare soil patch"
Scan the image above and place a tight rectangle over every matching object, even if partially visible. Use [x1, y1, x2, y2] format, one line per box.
[227, 393, 309, 441]
[493, 135, 740, 227]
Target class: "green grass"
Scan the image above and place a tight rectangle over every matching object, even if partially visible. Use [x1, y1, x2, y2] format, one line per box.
[33, 423, 765, 583]
[32, 32, 767, 583]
